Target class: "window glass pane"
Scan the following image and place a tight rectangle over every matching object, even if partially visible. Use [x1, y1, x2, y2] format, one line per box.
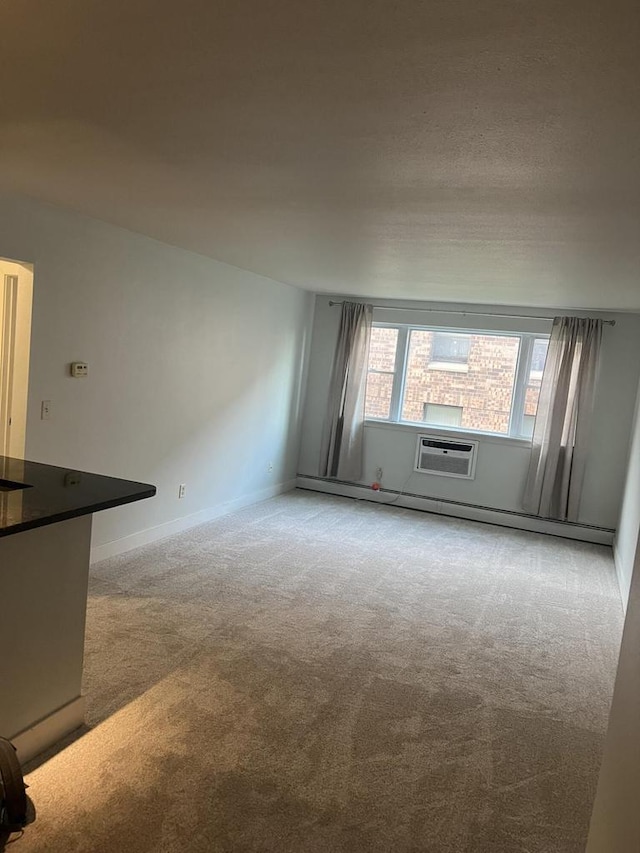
[365, 371, 394, 419]
[423, 403, 463, 427]
[368, 327, 398, 372]
[401, 330, 520, 434]
[524, 338, 549, 427]
[530, 338, 548, 376]
[365, 327, 399, 419]
[431, 332, 470, 363]
[522, 414, 536, 439]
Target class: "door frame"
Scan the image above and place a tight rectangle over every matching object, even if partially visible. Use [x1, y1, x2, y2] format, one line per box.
[0, 274, 19, 456]
[0, 262, 33, 460]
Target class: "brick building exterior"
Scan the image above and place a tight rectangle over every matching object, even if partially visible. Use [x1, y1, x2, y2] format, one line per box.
[366, 328, 542, 434]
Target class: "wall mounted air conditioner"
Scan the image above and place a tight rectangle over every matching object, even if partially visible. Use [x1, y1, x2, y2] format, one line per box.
[414, 434, 479, 480]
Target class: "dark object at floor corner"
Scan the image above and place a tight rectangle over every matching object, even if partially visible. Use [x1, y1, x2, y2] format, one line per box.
[0, 737, 27, 833]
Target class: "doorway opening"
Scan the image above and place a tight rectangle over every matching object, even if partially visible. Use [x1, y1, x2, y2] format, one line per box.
[0, 258, 34, 459]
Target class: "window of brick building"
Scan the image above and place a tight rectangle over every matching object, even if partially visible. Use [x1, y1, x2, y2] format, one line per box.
[423, 403, 463, 427]
[365, 324, 550, 440]
[431, 333, 471, 365]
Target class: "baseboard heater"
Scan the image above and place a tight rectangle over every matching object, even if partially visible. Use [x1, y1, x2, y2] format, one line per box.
[295, 475, 614, 545]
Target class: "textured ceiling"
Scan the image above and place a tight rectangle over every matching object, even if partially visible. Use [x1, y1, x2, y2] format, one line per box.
[1, 0, 639, 309]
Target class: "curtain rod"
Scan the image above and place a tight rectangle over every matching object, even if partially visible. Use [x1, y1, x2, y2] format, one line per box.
[328, 301, 616, 326]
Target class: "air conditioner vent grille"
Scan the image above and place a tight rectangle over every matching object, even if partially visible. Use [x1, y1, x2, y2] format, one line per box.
[418, 452, 471, 476]
[414, 433, 479, 480]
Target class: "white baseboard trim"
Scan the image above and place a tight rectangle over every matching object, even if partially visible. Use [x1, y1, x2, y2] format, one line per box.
[612, 540, 631, 613]
[12, 697, 85, 764]
[91, 478, 298, 564]
[297, 476, 614, 546]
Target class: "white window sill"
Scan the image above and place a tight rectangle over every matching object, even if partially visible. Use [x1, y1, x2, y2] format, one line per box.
[364, 419, 533, 448]
[427, 361, 469, 373]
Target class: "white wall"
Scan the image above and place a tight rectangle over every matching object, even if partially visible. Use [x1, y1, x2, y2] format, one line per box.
[586, 399, 640, 850]
[613, 379, 640, 608]
[299, 295, 640, 530]
[0, 193, 314, 552]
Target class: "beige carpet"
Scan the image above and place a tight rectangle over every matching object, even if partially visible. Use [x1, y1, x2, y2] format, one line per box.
[14, 491, 622, 852]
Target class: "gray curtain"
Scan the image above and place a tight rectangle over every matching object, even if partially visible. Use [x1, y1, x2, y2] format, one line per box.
[523, 316, 603, 521]
[320, 301, 373, 481]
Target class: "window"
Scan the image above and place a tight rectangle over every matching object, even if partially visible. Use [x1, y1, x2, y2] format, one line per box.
[520, 337, 549, 438]
[431, 333, 470, 365]
[423, 403, 463, 427]
[364, 324, 550, 439]
[530, 338, 548, 375]
[365, 326, 399, 419]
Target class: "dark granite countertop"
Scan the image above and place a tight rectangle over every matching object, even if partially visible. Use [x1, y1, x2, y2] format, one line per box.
[0, 456, 156, 537]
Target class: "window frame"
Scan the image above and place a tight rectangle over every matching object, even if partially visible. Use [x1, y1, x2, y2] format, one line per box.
[365, 322, 549, 441]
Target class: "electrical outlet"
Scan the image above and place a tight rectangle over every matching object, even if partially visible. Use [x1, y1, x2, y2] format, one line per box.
[178, 483, 186, 499]
[41, 400, 51, 420]
[375, 467, 383, 481]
